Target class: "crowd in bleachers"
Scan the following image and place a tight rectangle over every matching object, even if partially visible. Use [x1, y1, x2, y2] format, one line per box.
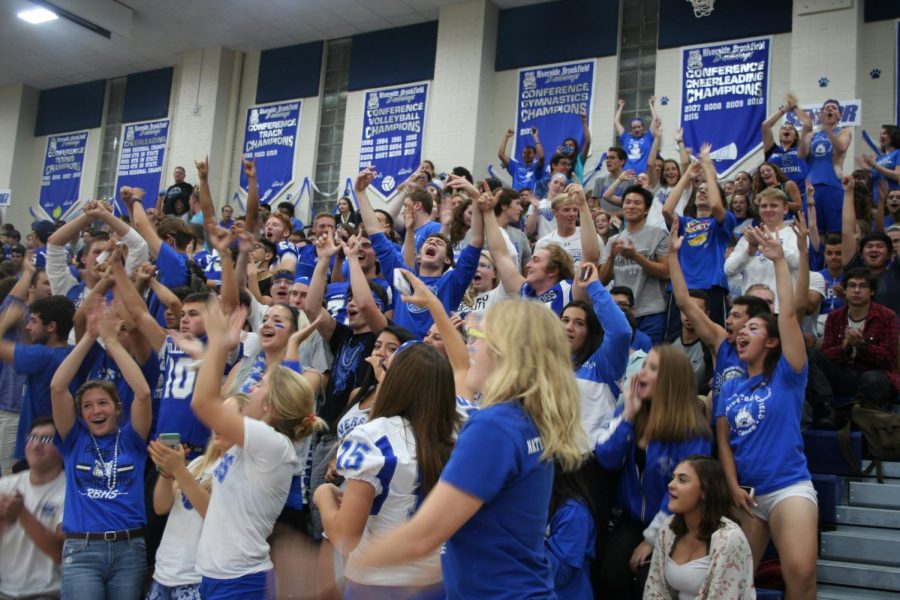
[0, 94, 898, 600]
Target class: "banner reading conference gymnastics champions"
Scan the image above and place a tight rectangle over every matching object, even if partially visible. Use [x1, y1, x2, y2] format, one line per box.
[681, 38, 770, 176]
[39, 131, 88, 220]
[359, 82, 428, 201]
[514, 60, 594, 168]
[114, 119, 169, 212]
[240, 100, 301, 205]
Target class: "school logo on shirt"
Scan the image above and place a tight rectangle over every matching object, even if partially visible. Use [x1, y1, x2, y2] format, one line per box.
[214, 453, 236, 483]
[725, 384, 771, 436]
[39, 502, 59, 519]
[407, 283, 439, 314]
[526, 436, 544, 455]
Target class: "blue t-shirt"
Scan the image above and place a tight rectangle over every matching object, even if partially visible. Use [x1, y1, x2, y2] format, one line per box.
[150, 243, 190, 326]
[56, 421, 146, 532]
[157, 336, 210, 451]
[872, 149, 900, 204]
[631, 329, 652, 353]
[78, 343, 160, 428]
[716, 355, 810, 495]
[620, 131, 655, 174]
[819, 269, 844, 315]
[711, 341, 745, 407]
[807, 129, 843, 189]
[13, 344, 72, 458]
[32, 246, 48, 270]
[440, 401, 554, 599]
[505, 158, 543, 192]
[765, 144, 808, 195]
[677, 214, 736, 290]
[546, 499, 595, 600]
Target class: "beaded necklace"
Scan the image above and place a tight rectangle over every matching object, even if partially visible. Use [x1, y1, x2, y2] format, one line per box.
[89, 428, 120, 491]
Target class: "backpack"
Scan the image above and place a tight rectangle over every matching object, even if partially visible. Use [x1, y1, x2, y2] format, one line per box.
[838, 401, 900, 483]
[185, 258, 210, 293]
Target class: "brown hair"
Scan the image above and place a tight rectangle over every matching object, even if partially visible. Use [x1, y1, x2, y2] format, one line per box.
[540, 243, 576, 282]
[75, 380, 121, 413]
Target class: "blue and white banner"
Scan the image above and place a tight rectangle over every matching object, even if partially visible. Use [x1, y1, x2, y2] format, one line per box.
[240, 100, 301, 205]
[895, 20, 899, 124]
[681, 38, 770, 176]
[514, 60, 594, 167]
[0, 189, 10, 208]
[114, 119, 169, 212]
[39, 131, 88, 220]
[784, 100, 862, 129]
[359, 82, 428, 201]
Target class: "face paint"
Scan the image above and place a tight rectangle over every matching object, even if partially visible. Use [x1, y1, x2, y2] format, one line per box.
[274, 324, 285, 329]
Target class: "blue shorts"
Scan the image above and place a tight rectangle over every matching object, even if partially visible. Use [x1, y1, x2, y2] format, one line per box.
[812, 184, 843, 234]
[199, 570, 271, 600]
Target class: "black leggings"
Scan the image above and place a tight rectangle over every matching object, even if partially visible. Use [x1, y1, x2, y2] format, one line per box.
[577, 456, 620, 599]
[597, 515, 650, 600]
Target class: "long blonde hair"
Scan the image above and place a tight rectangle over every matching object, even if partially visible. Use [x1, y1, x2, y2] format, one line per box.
[480, 299, 585, 471]
[266, 366, 328, 441]
[461, 251, 498, 309]
[188, 393, 250, 492]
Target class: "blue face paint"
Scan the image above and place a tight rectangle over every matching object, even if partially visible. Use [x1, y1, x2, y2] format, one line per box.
[274, 324, 285, 329]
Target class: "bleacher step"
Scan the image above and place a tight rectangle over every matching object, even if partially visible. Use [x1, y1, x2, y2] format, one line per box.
[817, 583, 900, 599]
[835, 505, 900, 529]
[861, 460, 900, 479]
[817, 559, 900, 592]
[848, 481, 900, 509]
[820, 526, 900, 566]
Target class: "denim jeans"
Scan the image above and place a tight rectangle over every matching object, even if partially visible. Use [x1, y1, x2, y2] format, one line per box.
[61, 536, 147, 599]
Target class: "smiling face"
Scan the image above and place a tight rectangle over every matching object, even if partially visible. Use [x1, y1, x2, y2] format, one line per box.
[561, 306, 588, 354]
[630, 119, 644, 137]
[730, 194, 748, 218]
[525, 248, 555, 287]
[663, 161, 680, 186]
[759, 164, 777, 187]
[25, 422, 61, 473]
[423, 323, 446, 355]
[622, 192, 649, 224]
[634, 348, 659, 401]
[736, 317, 777, 363]
[595, 212, 610, 235]
[80, 387, 121, 437]
[757, 195, 787, 227]
[553, 202, 578, 230]
[862, 239, 890, 269]
[667, 461, 703, 515]
[260, 305, 294, 352]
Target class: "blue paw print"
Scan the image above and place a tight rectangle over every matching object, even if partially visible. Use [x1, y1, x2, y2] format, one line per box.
[870, 68, 881, 79]
[818, 77, 829, 88]
[659, 96, 670, 106]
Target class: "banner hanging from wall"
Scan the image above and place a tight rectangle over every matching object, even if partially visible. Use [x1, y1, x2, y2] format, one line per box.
[784, 100, 862, 129]
[359, 82, 429, 201]
[681, 37, 770, 176]
[239, 100, 301, 206]
[513, 60, 594, 175]
[896, 20, 899, 124]
[39, 131, 88, 220]
[114, 119, 169, 212]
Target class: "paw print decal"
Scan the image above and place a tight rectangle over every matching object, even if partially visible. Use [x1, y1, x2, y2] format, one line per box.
[818, 77, 829, 88]
[870, 69, 881, 79]
[659, 96, 669, 106]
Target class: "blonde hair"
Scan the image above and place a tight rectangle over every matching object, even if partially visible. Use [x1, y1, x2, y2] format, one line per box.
[755, 187, 788, 205]
[461, 251, 497, 309]
[266, 366, 327, 441]
[551, 193, 574, 211]
[540, 243, 576, 282]
[480, 299, 585, 471]
[634, 345, 710, 443]
[188, 393, 250, 492]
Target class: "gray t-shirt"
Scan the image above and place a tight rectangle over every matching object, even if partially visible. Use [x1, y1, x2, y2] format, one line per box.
[671, 336, 708, 394]
[592, 173, 629, 214]
[602, 224, 669, 318]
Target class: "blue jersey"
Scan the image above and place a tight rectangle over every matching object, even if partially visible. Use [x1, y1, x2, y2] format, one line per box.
[56, 422, 147, 532]
[505, 158, 542, 192]
[819, 269, 844, 315]
[546, 499, 595, 600]
[157, 336, 210, 450]
[716, 355, 810, 495]
[620, 131, 654, 174]
[677, 214, 736, 290]
[440, 401, 555, 599]
[632, 329, 652, 352]
[520, 280, 573, 316]
[765, 144, 808, 194]
[807, 129, 843, 189]
[13, 344, 72, 458]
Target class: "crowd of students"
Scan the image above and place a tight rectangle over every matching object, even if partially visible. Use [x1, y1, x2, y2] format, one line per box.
[0, 92, 897, 600]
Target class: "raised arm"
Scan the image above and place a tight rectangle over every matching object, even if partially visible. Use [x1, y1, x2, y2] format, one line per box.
[571, 184, 599, 264]
[668, 222, 726, 349]
[762, 95, 799, 152]
[86, 202, 149, 275]
[700, 144, 727, 222]
[614, 99, 625, 137]
[647, 119, 663, 188]
[663, 162, 700, 226]
[99, 309, 151, 438]
[305, 235, 339, 341]
[111, 257, 166, 351]
[477, 188, 525, 294]
[648, 95, 659, 122]
[50, 314, 98, 440]
[840, 176, 857, 266]
[194, 157, 217, 227]
[791, 212, 814, 324]
[579, 111, 591, 162]
[402, 206, 416, 270]
[674, 128, 691, 174]
[498, 129, 513, 167]
[125, 187, 163, 258]
[243, 158, 260, 236]
[345, 236, 387, 334]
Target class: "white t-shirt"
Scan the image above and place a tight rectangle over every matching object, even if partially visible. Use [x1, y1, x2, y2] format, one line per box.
[196, 417, 298, 579]
[153, 456, 218, 587]
[647, 185, 691, 230]
[457, 283, 510, 317]
[801, 271, 826, 340]
[527, 199, 556, 239]
[0, 470, 65, 597]
[536, 227, 601, 264]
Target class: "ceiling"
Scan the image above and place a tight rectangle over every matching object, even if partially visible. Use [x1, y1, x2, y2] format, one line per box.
[2, 0, 540, 90]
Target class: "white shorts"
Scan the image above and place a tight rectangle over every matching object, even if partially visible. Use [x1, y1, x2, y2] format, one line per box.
[751, 480, 818, 521]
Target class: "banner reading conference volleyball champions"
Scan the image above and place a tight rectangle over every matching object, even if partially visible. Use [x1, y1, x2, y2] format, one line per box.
[681, 38, 770, 176]
[39, 131, 88, 220]
[240, 100, 301, 205]
[359, 82, 428, 201]
[114, 119, 169, 212]
[514, 60, 594, 166]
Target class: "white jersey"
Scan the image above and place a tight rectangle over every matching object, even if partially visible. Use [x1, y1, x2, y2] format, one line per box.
[338, 416, 442, 587]
[153, 456, 218, 587]
[0, 470, 65, 597]
[337, 402, 371, 441]
[196, 417, 298, 579]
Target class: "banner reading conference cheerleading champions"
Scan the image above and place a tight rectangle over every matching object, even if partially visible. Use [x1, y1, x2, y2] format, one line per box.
[514, 60, 594, 170]
[359, 82, 428, 201]
[39, 131, 88, 220]
[240, 100, 301, 205]
[681, 37, 770, 176]
[114, 119, 169, 212]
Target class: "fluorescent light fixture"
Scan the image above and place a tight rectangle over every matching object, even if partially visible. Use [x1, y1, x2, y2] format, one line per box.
[17, 7, 58, 24]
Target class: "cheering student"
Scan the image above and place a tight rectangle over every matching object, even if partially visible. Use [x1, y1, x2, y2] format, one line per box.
[50, 307, 152, 600]
[346, 299, 585, 598]
[762, 93, 812, 198]
[498, 126, 545, 191]
[804, 99, 852, 234]
[717, 226, 818, 599]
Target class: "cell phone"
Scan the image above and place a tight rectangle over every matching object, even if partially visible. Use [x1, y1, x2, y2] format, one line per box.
[157, 433, 181, 473]
[739, 485, 755, 498]
[579, 266, 591, 282]
[393, 270, 413, 297]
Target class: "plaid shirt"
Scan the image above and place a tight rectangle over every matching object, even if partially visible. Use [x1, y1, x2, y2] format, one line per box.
[821, 302, 900, 391]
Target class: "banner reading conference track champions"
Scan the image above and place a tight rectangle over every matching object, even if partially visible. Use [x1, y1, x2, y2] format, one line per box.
[359, 82, 428, 201]
[39, 131, 88, 220]
[114, 119, 169, 212]
[514, 60, 594, 168]
[681, 38, 770, 176]
[240, 100, 301, 205]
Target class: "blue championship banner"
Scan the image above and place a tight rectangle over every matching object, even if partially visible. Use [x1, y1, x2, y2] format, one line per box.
[681, 38, 770, 176]
[115, 119, 169, 212]
[514, 60, 594, 170]
[39, 131, 88, 220]
[240, 100, 301, 205]
[359, 82, 428, 201]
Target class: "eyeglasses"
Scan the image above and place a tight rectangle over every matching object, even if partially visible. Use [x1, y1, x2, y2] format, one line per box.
[26, 434, 54, 445]
[466, 327, 487, 345]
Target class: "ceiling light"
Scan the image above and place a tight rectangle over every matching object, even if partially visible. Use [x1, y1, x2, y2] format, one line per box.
[17, 7, 58, 24]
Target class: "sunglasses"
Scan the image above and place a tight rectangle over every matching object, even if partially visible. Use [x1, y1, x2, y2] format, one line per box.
[27, 434, 54, 445]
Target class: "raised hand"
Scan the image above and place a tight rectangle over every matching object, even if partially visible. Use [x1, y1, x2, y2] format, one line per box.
[566, 183, 586, 207]
[840, 175, 853, 193]
[668, 220, 683, 252]
[242, 156, 257, 179]
[445, 174, 480, 199]
[195, 156, 209, 180]
[206, 224, 234, 254]
[699, 143, 713, 163]
[573, 262, 598, 292]
[98, 306, 124, 345]
[396, 268, 439, 309]
[791, 209, 809, 250]
[617, 99, 626, 109]
[622, 375, 643, 421]
[148, 439, 186, 477]
[746, 226, 784, 261]
[355, 166, 376, 192]
[505, 128, 514, 137]
[786, 93, 798, 110]
[314, 231, 341, 259]
[674, 128, 684, 143]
